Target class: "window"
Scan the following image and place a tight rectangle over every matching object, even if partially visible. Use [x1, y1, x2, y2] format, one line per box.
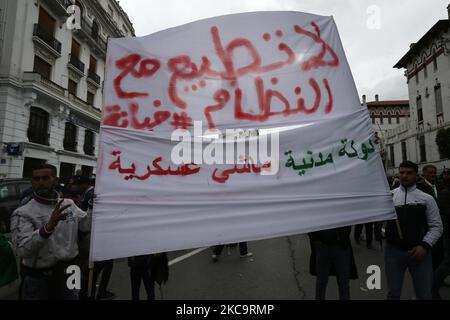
[91, 20, 99, 40]
[87, 92, 95, 106]
[419, 135, 427, 162]
[28, 107, 49, 145]
[396, 115, 400, 124]
[82, 166, 93, 177]
[63, 122, 78, 152]
[372, 117, 375, 124]
[423, 63, 428, 78]
[38, 7, 55, 37]
[71, 39, 80, 59]
[33, 55, 51, 80]
[389, 145, 395, 167]
[388, 115, 392, 125]
[89, 55, 97, 73]
[435, 83, 443, 115]
[415, 72, 419, 85]
[401, 141, 407, 162]
[59, 163, 75, 185]
[380, 116, 384, 125]
[83, 130, 95, 155]
[68, 79, 77, 97]
[23, 157, 46, 178]
[417, 95, 423, 122]
[0, 184, 17, 201]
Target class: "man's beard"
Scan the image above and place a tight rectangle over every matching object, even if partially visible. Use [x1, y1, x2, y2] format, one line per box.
[34, 188, 55, 198]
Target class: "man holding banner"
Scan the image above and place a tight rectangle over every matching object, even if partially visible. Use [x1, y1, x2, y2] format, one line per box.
[89, 11, 396, 291]
[385, 161, 442, 300]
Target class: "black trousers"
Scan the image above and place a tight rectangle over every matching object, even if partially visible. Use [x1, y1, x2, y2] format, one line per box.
[213, 242, 248, 256]
[129, 266, 155, 300]
[91, 259, 114, 298]
[354, 223, 382, 245]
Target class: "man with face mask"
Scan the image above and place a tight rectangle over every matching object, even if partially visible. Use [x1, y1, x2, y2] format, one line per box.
[10, 164, 92, 300]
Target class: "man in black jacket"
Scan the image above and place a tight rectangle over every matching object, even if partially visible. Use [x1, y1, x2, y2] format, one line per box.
[433, 168, 450, 299]
[417, 165, 444, 271]
[385, 161, 442, 300]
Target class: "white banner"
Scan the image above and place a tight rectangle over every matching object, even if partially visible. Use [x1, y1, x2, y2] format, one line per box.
[91, 11, 395, 261]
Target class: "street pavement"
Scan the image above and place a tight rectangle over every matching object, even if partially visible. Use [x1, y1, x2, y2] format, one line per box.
[2, 234, 450, 300]
[145, 234, 450, 300]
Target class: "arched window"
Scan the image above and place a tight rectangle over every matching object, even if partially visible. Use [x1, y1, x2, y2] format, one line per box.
[91, 20, 99, 41]
[27, 107, 49, 145]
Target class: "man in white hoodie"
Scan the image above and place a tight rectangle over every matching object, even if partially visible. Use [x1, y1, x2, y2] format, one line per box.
[10, 164, 91, 300]
[385, 161, 443, 300]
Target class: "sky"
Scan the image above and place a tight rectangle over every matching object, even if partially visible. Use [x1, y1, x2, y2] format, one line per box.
[118, 0, 450, 102]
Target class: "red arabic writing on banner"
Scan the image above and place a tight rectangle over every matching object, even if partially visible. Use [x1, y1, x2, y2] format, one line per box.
[106, 22, 339, 131]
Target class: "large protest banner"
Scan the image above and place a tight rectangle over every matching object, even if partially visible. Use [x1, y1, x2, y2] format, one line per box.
[91, 11, 396, 261]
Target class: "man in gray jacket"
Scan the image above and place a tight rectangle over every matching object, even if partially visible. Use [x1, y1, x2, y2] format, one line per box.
[385, 161, 443, 300]
[10, 164, 91, 300]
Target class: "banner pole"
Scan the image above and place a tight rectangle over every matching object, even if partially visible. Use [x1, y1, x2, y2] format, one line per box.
[87, 261, 95, 299]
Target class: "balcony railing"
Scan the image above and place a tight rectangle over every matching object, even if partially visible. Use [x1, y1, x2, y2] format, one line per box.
[84, 145, 95, 156]
[69, 54, 85, 74]
[76, 17, 107, 57]
[28, 128, 50, 146]
[63, 139, 78, 152]
[42, 0, 72, 16]
[33, 24, 61, 54]
[88, 69, 101, 85]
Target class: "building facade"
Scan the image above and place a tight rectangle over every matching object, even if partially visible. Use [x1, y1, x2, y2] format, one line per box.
[362, 95, 410, 171]
[0, 0, 134, 182]
[387, 4, 450, 176]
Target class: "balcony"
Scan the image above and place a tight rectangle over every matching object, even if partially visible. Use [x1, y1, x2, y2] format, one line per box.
[63, 139, 78, 153]
[42, 0, 72, 17]
[22, 72, 66, 97]
[84, 145, 95, 156]
[70, 95, 102, 119]
[27, 128, 50, 146]
[67, 54, 85, 78]
[32, 24, 62, 58]
[74, 17, 107, 59]
[87, 69, 101, 88]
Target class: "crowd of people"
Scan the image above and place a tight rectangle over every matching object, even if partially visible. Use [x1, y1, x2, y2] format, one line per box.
[307, 162, 449, 300]
[3, 165, 168, 300]
[1, 160, 450, 300]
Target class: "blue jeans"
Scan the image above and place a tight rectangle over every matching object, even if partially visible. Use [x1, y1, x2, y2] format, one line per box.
[385, 244, 433, 300]
[22, 274, 79, 300]
[315, 244, 351, 300]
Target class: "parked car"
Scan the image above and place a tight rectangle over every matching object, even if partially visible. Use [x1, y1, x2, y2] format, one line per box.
[0, 179, 31, 233]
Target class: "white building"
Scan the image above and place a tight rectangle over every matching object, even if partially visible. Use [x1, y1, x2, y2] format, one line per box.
[0, 0, 134, 182]
[362, 95, 410, 170]
[387, 4, 450, 176]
